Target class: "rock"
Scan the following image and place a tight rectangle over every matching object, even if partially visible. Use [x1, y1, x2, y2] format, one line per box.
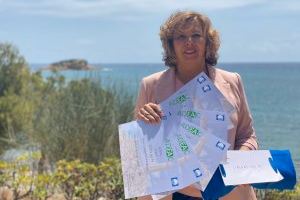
[0, 187, 12, 200]
[43, 59, 94, 71]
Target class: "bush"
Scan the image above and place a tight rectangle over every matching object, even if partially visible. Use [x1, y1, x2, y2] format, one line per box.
[55, 157, 124, 200]
[0, 151, 49, 200]
[32, 77, 134, 164]
[256, 185, 300, 200]
[97, 157, 124, 199]
[0, 154, 130, 200]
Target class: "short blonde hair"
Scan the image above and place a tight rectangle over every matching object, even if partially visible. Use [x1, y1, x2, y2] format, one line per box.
[160, 11, 220, 67]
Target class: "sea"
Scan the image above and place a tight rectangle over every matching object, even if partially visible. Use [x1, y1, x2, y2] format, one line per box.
[31, 62, 300, 178]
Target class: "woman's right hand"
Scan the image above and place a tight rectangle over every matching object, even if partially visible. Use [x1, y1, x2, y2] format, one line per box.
[137, 103, 163, 124]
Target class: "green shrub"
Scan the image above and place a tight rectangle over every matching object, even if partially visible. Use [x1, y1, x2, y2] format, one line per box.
[32, 77, 134, 165]
[97, 157, 124, 199]
[54, 157, 125, 200]
[0, 151, 46, 200]
[256, 184, 300, 200]
[0, 154, 130, 200]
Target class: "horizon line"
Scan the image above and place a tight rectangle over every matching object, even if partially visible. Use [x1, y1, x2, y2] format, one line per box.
[29, 61, 300, 65]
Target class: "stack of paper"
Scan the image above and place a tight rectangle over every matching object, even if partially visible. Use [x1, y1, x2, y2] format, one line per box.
[119, 72, 236, 199]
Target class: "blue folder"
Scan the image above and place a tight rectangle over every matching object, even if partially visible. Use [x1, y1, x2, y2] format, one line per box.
[201, 150, 297, 200]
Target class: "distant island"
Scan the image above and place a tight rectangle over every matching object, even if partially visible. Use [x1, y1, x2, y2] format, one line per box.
[42, 59, 94, 71]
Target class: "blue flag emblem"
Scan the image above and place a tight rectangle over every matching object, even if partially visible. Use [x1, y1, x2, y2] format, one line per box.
[197, 76, 206, 84]
[202, 85, 211, 92]
[216, 141, 226, 150]
[216, 114, 225, 121]
[171, 177, 179, 187]
[193, 168, 202, 178]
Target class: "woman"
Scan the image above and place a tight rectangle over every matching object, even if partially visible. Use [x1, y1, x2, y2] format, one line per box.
[135, 11, 258, 200]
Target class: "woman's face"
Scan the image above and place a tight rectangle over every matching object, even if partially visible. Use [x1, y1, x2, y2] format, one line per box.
[172, 21, 206, 69]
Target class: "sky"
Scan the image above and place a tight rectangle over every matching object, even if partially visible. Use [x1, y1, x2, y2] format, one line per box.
[1, 0, 300, 64]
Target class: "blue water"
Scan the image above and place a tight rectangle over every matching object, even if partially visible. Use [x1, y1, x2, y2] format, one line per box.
[32, 63, 300, 177]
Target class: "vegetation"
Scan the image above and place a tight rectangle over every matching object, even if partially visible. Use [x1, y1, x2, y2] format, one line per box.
[0, 154, 126, 200]
[0, 42, 134, 164]
[0, 43, 44, 153]
[32, 78, 124, 163]
[256, 185, 300, 200]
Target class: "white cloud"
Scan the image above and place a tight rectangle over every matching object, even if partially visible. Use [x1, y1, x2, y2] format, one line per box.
[248, 35, 300, 54]
[2, 0, 300, 20]
[222, 31, 300, 61]
[269, 0, 300, 11]
[0, 0, 269, 18]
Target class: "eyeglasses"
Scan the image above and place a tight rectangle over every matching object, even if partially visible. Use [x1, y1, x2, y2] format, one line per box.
[173, 33, 203, 43]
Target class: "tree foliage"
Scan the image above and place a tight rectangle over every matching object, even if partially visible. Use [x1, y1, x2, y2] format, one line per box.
[0, 43, 44, 153]
[32, 78, 134, 164]
[0, 42, 134, 164]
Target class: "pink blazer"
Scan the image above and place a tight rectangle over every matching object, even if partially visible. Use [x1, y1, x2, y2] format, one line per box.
[134, 67, 258, 200]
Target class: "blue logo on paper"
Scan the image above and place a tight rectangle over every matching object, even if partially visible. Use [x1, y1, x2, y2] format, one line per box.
[202, 85, 211, 92]
[216, 114, 225, 121]
[216, 141, 225, 150]
[171, 177, 179, 187]
[197, 76, 206, 84]
[193, 168, 202, 178]
[162, 112, 172, 120]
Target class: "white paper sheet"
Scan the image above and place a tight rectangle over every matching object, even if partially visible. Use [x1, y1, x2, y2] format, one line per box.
[220, 150, 283, 186]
